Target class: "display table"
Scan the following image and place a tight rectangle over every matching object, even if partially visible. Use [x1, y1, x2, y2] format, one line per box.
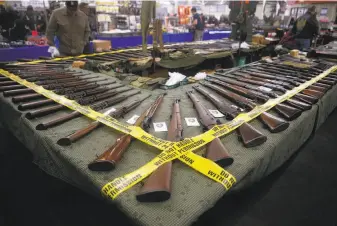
[0, 46, 50, 62]
[0, 68, 336, 226]
[97, 30, 231, 49]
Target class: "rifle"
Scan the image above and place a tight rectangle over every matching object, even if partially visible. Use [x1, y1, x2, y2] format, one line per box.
[11, 78, 110, 103]
[207, 75, 318, 105]
[25, 87, 133, 119]
[202, 81, 302, 121]
[255, 65, 335, 87]
[35, 90, 141, 130]
[136, 99, 182, 203]
[233, 71, 295, 90]
[193, 85, 269, 145]
[251, 66, 332, 89]
[186, 90, 234, 167]
[194, 83, 289, 133]
[260, 63, 337, 84]
[57, 94, 151, 146]
[242, 68, 330, 93]
[215, 73, 324, 99]
[4, 81, 112, 98]
[209, 77, 311, 111]
[88, 93, 166, 171]
[18, 83, 122, 110]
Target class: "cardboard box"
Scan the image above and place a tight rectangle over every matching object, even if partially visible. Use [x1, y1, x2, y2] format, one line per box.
[92, 40, 111, 52]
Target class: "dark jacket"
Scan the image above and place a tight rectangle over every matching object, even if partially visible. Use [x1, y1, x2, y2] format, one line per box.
[10, 19, 28, 41]
[292, 12, 319, 39]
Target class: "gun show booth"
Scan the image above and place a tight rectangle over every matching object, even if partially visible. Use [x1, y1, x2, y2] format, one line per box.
[1, 0, 337, 226]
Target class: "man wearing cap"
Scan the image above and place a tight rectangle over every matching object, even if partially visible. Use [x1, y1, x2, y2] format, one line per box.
[191, 7, 204, 42]
[46, 1, 90, 57]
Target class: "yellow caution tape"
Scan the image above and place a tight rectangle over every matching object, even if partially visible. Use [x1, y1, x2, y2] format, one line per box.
[1, 64, 336, 200]
[0, 69, 236, 198]
[102, 65, 337, 199]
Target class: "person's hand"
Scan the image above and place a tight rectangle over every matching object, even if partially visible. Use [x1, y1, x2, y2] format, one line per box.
[48, 46, 60, 58]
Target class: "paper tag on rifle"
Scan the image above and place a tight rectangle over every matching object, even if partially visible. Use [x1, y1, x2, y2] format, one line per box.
[153, 122, 168, 132]
[209, 110, 224, 118]
[185, 117, 200, 127]
[258, 86, 272, 92]
[103, 108, 116, 116]
[126, 115, 139, 124]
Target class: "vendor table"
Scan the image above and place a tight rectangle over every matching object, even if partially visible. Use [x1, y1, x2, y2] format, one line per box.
[0, 46, 50, 62]
[0, 68, 336, 226]
[97, 31, 231, 49]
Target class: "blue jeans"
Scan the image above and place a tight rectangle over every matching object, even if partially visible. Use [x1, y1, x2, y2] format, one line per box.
[295, 38, 310, 51]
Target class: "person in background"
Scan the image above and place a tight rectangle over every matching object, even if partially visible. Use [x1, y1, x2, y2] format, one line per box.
[36, 12, 47, 33]
[79, 2, 95, 54]
[191, 7, 204, 41]
[291, 6, 319, 51]
[322, 29, 334, 45]
[9, 19, 29, 41]
[288, 17, 295, 29]
[0, 5, 19, 40]
[46, 1, 90, 57]
[23, 5, 37, 31]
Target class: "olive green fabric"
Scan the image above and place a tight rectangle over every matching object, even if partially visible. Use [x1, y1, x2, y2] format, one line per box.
[1, 69, 336, 226]
[157, 54, 205, 69]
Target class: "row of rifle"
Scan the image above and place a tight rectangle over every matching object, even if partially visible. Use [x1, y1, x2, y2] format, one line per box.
[0, 59, 336, 203]
[2, 49, 152, 73]
[13, 49, 151, 65]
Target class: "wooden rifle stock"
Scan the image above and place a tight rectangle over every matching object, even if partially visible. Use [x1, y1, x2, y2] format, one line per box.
[259, 112, 289, 133]
[13, 93, 43, 103]
[207, 138, 234, 167]
[19, 99, 54, 110]
[302, 89, 324, 99]
[285, 99, 312, 111]
[137, 99, 182, 202]
[26, 104, 65, 119]
[88, 134, 132, 171]
[88, 94, 165, 171]
[186, 90, 234, 167]
[294, 93, 318, 105]
[58, 121, 101, 146]
[57, 94, 151, 146]
[274, 103, 301, 120]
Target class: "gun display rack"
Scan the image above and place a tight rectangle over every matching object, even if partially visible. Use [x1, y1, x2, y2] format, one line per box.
[0, 54, 337, 202]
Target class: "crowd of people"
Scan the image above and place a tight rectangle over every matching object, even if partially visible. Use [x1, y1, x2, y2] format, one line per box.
[0, 5, 47, 41]
[0, 2, 334, 56]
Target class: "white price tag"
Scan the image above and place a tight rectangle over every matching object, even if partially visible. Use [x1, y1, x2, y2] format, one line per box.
[103, 107, 116, 116]
[126, 115, 139, 124]
[258, 86, 272, 92]
[185, 117, 200, 127]
[153, 122, 168, 132]
[209, 110, 224, 118]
